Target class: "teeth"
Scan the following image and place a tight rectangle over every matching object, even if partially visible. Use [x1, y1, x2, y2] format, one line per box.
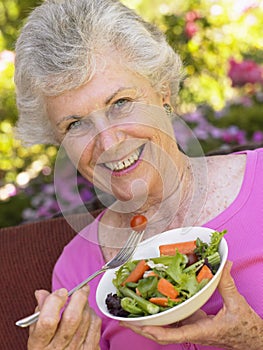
[105, 149, 140, 171]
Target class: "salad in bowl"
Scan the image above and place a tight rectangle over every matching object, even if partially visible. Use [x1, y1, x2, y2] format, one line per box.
[96, 226, 228, 326]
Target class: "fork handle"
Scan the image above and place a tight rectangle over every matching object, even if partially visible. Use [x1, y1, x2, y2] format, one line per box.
[15, 267, 108, 328]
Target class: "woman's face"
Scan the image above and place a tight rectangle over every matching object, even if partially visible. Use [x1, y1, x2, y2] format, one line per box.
[46, 55, 180, 209]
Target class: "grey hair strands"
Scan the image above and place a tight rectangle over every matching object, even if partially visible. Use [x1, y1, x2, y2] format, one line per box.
[15, 0, 184, 145]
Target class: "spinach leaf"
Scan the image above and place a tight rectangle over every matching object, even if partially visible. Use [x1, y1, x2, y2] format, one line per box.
[137, 276, 158, 299]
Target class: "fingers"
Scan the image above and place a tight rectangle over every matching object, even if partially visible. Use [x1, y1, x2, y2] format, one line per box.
[120, 323, 160, 343]
[51, 285, 91, 349]
[121, 322, 189, 345]
[63, 303, 93, 350]
[28, 284, 102, 350]
[29, 290, 51, 337]
[122, 316, 215, 346]
[122, 261, 263, 349]
[35, 289, 50, 309]
[28, 288, 68, 348]
[217, 260, 241, 308]
[82, 308, 102, 350]
[180, 309, 207, 326]
[29, 284, 102, 350]
[53, 285, 101, 350]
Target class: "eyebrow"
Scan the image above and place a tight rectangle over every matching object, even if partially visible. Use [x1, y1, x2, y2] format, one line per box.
[56, 87, 134, 126]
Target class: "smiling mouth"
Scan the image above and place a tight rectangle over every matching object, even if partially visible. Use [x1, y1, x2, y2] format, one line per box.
[104, 145, 144, 172]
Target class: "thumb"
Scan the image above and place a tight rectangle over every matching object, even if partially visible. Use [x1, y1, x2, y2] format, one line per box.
[35, 289, 50, 310]
[217, 260, 239, 307]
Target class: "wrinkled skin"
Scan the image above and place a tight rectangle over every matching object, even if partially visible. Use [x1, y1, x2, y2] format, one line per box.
[28, 285, 101, 350]
[121, 261, 263, 350]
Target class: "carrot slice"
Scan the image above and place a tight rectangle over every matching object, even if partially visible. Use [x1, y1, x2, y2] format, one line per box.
[135, 287, 141, 296]
[122, 259, 150, 286]
[144, 271, 159, 278]
[149, 297, 181, 307]
[157, 278, 179, 299]
[159, 240, 196, 256]
[196, 264, 214, 283]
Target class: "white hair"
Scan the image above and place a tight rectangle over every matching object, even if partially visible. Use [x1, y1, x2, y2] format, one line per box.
[15, 0, 184, 145]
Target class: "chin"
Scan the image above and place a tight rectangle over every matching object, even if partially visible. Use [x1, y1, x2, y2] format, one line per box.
[111, 182, 149, 211]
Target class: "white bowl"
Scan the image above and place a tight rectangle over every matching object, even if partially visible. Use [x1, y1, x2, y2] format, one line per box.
[96, 226, 228, 326]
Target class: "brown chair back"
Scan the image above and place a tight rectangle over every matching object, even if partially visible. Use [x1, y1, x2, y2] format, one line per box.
[0, 212, 100, 350]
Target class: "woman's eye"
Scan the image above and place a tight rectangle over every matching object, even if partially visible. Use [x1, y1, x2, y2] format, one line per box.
[109, 98, 134, 120]
[67, 120, 82, 131]
[66, 117, 93, 136]
[114, 98, 129, 108]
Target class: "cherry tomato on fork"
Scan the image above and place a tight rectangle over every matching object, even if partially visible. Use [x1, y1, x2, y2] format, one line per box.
[130, 215, 148, 232]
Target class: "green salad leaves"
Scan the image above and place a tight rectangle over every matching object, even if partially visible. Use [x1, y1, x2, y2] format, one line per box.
[105, 229, 227, 318]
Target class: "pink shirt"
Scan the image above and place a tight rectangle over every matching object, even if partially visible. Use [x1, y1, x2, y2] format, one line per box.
[53, 148, 263, 350]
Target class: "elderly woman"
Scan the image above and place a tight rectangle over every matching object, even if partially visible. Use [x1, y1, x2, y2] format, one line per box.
[15, 0, 262, 349]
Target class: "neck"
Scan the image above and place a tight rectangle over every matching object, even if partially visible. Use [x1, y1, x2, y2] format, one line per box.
[108, 154, 208, 239]
[140, 155, 207, 238]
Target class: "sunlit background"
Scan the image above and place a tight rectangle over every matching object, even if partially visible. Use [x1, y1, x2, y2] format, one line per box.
[0, 0, 263, 227]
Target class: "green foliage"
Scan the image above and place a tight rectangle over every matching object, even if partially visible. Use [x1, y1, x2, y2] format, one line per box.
[0, 191, 31, 227]
[162, 2, 263, 110]
[0, 0, 42, 51]
[210, 100, 263, 137]
[0, 1, 59, 228]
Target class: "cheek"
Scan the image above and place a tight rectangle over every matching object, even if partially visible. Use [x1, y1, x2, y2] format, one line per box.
[77, 158, 95, 185]
[62, 138, 94, 171]
[78, 147, 94, 172]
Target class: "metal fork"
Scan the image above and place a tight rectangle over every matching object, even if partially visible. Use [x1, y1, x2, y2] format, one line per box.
[15, 229, 144, 328]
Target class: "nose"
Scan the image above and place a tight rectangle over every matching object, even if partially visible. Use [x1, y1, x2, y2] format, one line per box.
[92, 115, 124, 150]
[98, 127, 124, 151]
[90, 110, 125, 150]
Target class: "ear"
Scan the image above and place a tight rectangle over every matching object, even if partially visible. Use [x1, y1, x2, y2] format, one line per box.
[161, 84, 172, 105]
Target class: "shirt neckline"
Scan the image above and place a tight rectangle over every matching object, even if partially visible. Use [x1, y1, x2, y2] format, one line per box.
[204, 149, 257, 228]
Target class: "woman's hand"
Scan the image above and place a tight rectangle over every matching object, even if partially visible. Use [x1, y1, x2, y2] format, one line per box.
[28, 285, 101, 350]
[121, 261, 263, 350]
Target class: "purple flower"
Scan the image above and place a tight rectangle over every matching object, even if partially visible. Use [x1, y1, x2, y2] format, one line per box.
[77, 175, 91, 186]
[42, 183, 55, 195]
[252, 130, 263, 143]
[193, 127, 209, 140]
[184, 110, 205, 123]
[37, 199, 59, 218]
[239, 96, 253, 107]
[80, 188, 94, 202]
[222, 126, 247, 144]
[210, 126, 223, 139]
[22, 208, 36, 221]
[214, 109, 227, 119]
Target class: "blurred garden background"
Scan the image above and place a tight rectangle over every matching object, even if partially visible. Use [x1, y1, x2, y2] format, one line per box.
[0, 0, 263, 228]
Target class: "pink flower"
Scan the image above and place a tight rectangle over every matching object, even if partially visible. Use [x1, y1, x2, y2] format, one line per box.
[184, 11, 200, 39]
[185, 11, 200, 22]
[228, 58, 263, 87]
[185, 21, 198, 39]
